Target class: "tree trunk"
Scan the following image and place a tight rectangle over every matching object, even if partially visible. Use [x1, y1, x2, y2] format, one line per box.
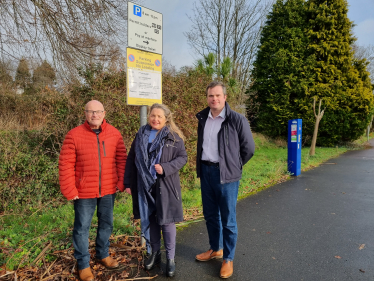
[367, 115, 373, 141]
[310, 116, 321, 156]
[310, 97, 325, 156]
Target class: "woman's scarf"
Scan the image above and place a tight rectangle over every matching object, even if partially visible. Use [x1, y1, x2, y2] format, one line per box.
[134, 124, 169, 253]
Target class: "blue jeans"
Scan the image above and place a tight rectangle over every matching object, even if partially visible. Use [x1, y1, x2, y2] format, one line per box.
[73, 193, 116, 270]
[200, 163, 239, 261]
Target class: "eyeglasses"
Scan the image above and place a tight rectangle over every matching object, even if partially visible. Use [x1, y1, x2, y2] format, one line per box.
[85, 110, 104, 115]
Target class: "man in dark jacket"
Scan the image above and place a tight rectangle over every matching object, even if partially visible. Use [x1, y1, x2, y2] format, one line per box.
[195, 81, 255, 279]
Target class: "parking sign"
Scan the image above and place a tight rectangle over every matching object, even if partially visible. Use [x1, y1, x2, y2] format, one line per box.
[127, 2, 163, 55]
[133, 5, 141, 17]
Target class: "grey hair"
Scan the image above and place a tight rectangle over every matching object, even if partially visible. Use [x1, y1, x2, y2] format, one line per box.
[205, 81, 227, 96]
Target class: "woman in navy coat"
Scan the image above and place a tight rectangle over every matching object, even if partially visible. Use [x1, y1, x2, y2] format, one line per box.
[124, 103, 187, 277]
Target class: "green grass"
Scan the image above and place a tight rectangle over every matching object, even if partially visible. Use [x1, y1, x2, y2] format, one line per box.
[0, 194, 135, 270]
[1, 132, 372, 270]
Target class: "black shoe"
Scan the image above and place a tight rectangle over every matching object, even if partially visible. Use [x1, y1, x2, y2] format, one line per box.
[166, 259, 175, 277]
[144, 250, 161, 270]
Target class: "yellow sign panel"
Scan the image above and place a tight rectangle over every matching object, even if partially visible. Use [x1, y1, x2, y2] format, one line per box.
[127, 47, 162, 106]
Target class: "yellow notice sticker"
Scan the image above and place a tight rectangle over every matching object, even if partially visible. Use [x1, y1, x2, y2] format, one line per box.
[126, 47, 162, 105]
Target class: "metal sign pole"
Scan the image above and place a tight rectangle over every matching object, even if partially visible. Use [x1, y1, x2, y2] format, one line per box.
[140, 105, 147, 248]
[140, 105, 148, 126]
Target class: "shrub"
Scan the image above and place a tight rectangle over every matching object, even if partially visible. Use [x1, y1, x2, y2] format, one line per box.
[0, 65, 243, 210]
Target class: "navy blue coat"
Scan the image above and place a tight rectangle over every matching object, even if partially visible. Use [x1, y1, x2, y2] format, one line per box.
[196, 102, 255, 184]
[124, 131, 187, 225]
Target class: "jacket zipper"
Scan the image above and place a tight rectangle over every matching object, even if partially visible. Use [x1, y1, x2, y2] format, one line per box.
[102, 141, 106, 156]
[225, 125, 228, 145]
[171, 185, 180, 200]
[96, 134, 102, 197]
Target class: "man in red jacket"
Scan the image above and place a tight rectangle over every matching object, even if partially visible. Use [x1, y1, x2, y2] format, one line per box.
[59, 100, 127, 281]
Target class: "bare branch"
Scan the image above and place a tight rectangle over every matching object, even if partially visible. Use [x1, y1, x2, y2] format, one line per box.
[185, 0, 273, 87]
[0, 0, 136, 77]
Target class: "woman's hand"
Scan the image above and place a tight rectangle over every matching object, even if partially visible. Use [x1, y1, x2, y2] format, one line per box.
[125, 188, 132, 195]
[154, 164, 163, 175]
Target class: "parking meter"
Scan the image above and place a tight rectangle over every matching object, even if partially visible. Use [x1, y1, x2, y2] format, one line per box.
[288, 119, 302, 176]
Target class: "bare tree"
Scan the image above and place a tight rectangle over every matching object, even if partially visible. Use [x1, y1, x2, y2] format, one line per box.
[185, 0, 272, 90]
[353, 44, 374, 82]
[0, 0, 138, 77]
[310, 97, 326, 156]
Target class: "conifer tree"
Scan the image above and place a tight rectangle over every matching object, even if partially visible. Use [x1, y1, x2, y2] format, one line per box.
[0, 61, 12, 84]
[15, 58, 31, 89]
[250, 0, 314, 138]
[306, 0, 373, 145]
[33, 61, 56, 89]
[250, 0, 374, 145]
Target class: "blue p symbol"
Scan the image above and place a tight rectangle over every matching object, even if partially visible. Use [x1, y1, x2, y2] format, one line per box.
[134, 5, 142, 17]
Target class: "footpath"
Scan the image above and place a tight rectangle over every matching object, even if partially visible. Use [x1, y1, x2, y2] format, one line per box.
[151, 139, 374, 281]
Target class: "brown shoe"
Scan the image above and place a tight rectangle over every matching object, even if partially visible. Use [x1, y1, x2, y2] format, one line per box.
[96, 256, 119, 269]
[196, 249, 223, 261]
[220, 260, 233, 279]
[78, 267, 94, 281]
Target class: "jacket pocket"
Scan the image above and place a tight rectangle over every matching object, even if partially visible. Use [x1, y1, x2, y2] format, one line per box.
[78, 172, 86, 189]
[238, 152, 243, 169]
[102, 141, 106, 157]
[161, 180, 180, 201]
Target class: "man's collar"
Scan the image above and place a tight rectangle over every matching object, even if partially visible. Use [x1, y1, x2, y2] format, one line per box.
[209, 107, 226, 119]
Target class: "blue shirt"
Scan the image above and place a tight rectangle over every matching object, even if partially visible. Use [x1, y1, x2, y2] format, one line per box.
[201, 107, 226, 163]
[149, 129, 158, 143]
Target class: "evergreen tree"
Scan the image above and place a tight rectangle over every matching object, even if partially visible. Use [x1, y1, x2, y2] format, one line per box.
[33, 60, 56, 89]
[15, 58, 31, 89]
[250, 0, 314, 138]
[0, 61, 12, 84]
[250, 0, 374, 145]
[306, 0, 373, 144]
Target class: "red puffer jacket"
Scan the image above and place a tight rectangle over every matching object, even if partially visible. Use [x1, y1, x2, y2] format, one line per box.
[59, 120, 127, 200]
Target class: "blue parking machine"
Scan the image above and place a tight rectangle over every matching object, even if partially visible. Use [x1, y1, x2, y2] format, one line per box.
[288, 119, 302, 176]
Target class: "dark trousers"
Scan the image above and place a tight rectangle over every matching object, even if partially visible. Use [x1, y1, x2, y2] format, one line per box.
[73, 193, 116, 270]
[200, 163, 239, 261]
[149, 212, 176, 259]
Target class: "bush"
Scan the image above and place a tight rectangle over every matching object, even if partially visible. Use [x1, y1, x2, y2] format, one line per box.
[0, 131, 61, 211]
[0, 65, 243, 211]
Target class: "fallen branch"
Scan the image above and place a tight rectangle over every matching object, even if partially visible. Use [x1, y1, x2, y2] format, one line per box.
[5, 235, 47, 268]
[52, 249, 73, 254]
[113, 235, 141, 239]
[117, 274, 158, 280]
[40, 258, 57, 279]
[40, 273, 70, 281]
[0, 271, 15, 279]
[31, 242, 52, 265]
[111, 244, 144, 252]
[29, 200, 54, 218]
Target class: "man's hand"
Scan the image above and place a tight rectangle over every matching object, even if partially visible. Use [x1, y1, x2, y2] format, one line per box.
[125, 188, 131, 195]
[155, 164, 163, 175]
[72, 196, 79, 200]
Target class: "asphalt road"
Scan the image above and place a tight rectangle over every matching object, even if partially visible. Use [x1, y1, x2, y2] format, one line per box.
[150, 139, 374, 281]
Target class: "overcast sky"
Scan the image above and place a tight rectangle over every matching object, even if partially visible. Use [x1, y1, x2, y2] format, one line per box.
[142, 0, 374, 70]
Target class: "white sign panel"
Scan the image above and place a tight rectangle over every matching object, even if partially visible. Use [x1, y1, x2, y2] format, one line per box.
[128, 2, 163, 55]
[128, 68, 162, 100]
